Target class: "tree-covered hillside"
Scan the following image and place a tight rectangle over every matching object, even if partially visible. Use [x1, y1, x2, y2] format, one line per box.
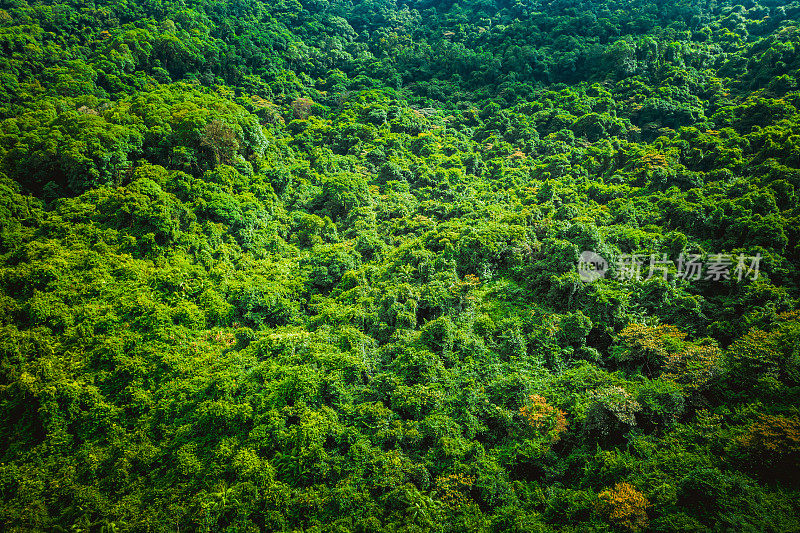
[1, 0, 799, 531]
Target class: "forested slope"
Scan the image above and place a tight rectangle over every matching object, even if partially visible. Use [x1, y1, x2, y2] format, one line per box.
[1, 0, 799, 531]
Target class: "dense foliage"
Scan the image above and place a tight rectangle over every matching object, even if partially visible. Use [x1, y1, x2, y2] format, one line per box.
[1, 0, 799, 531]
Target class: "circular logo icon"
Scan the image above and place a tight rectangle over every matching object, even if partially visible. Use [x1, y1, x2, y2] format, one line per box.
[578, 251, 608, 282]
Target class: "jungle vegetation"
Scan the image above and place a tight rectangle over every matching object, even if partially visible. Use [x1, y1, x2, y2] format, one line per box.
[0, 0, 799, 531]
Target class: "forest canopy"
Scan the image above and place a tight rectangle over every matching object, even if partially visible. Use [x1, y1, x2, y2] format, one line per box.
[0, 0, 799, 531]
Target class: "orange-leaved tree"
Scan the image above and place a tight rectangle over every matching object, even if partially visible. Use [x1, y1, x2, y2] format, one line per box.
[519, 394, 568, 443]
[733, 414, 800, 483]
[596, 482, 650, 532]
